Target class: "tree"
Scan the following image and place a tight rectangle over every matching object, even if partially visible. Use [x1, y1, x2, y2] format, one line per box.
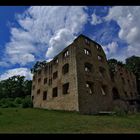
[108, 59, 118, 73]
[31, 60, 47, 74]
[23, 80, 32, 97]
[125, 56, 140, 94]
[0, 75, 32, 98]
[107, 59, 120, 82]
[108, 59, 126, 73]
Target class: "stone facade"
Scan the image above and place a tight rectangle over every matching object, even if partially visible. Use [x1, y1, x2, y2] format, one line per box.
[31, 34, 138, 114]
[32, 43, 79, 111]
[111, 65, 138, 112]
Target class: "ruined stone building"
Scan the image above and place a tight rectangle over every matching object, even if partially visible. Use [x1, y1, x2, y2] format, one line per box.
[31, 34, 138, 114]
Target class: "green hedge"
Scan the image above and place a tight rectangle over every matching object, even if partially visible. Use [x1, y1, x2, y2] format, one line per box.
[0, 96, 33, 108]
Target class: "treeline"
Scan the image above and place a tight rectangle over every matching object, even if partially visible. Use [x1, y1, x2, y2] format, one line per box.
[0, 75, 32, 108]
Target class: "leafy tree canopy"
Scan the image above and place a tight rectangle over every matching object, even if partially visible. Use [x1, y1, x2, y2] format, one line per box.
[31, 60, 47, 74]
[0, 75, 32, 98]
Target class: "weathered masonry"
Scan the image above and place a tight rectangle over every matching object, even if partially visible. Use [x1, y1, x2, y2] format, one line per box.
[31, 34, 138, 114]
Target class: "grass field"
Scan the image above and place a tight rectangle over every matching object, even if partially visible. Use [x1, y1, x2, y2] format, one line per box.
[0, 108, 140, 133]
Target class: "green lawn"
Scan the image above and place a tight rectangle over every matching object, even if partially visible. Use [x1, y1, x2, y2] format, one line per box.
[0, 108, 140, 133]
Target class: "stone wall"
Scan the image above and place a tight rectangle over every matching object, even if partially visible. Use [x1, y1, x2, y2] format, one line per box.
[31, 44, 79, 111]
[75, 35, 113, 114]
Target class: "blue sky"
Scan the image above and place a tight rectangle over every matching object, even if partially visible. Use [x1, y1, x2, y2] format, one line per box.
[0, 6, 140, 80]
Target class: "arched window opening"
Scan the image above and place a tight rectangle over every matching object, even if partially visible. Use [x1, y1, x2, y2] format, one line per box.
[112, 87, 120, 100]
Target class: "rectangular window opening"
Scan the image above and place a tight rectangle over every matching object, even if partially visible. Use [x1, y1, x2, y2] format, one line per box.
[53, 87, 58, 97]
[85, 63, 92, 72]
[101, 85, 107, 96]
[53, 71, 58, 79]
[43, 91, 47, 100]
[38, 78, 41, 83]
[96, 45, 101, 51]
[63, 83, 69, 95]
[86, 82, 94, 94]
[85, 39, 90, 45]
[124, 91, 128, 97]
[32, 96, 34, 100]
[98, 55, 103, 62]
[37, 89, 40, 94]
[63, 50, 69, 58]
[62, 64, 69, 74]
[44, 78, 47, 84]
[84, 48, 91, 56]
[54, 58, 59, 64]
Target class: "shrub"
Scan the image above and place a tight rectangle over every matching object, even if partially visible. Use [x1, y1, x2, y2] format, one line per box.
[22, 96, 33, 108]
[0, 98, 7, 106]
[14, 97, 23, 107]
[113, 106, 127, 116]
[0, 96, 32, 108]
[15, 97, 23, 104]
[1, 103, 9, 108]
[0, 98, 9, 108]
[8, 101, 17, 108]
[0, 98, 17, 108]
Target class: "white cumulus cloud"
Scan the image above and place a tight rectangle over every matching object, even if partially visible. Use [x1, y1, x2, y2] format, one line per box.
[46, 28, 75, 58]
[102, 42, 118, 58]
[0, 68, 32, 81]
[2, 6, 88, 66]
[91, 13, 103, 25]
[106, 6, 140, 59]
